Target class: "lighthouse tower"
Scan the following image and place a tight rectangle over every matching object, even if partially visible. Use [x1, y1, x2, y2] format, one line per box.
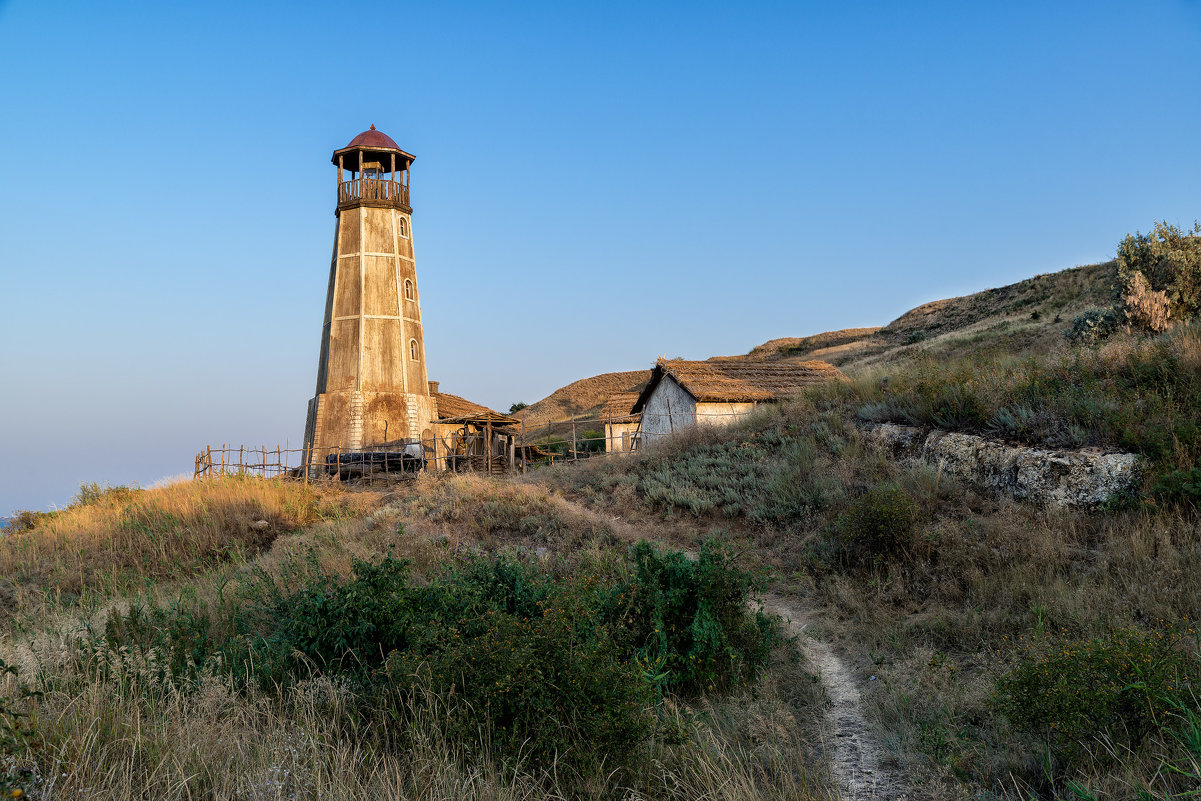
[303, 126, 435, 462]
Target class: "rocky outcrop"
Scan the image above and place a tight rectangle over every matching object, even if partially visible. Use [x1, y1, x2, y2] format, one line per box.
[861, 422, 1141, 508]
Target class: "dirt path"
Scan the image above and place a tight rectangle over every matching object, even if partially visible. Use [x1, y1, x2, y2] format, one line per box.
[542, 496, 911, 800]
[761, 595, 911, 801]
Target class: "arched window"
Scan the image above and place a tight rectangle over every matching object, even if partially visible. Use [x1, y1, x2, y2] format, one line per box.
[410, 339, 419, 361]
[398, 217, 409, 238]
[404, 279, 414, 301]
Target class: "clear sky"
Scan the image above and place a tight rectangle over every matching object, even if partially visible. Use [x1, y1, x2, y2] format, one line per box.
[2, 0, 1199, 514]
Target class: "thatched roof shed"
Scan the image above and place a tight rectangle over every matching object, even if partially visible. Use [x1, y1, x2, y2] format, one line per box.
[632, 358, 845, 412]
[598, 392, 642, 424]
[433, 390, 502, 421]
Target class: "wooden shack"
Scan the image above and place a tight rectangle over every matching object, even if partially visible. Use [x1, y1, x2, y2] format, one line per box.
[598, 392, 642, 453]
[631, 359, 846, 443]
[428, 384, 521, 473]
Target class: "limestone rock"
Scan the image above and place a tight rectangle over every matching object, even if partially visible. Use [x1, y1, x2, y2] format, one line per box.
[860, 422, 1140, 508]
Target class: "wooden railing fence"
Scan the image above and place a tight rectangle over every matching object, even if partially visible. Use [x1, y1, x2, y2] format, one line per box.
[194, 408, 757, 484]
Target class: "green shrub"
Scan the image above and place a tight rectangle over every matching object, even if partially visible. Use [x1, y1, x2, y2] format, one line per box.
[383, 580, 652, 766]
[993, 627, 1201, 761]
[84, 542, 779, 773]
[6, 509, 54, 533]
[1153, 467, 1201, 508]
[843, 323, 1201, 492]
[73, 482, 140, 508]
[540, 436, 567, 456]
[0, 658, 41, 795]
[579, 429, 606, 453]
[829, 483, 917, 567]
[1065, 307, 1121, 344]
[1116, 220, 1201, 321]
[630, 422, 842, 523]
[607, 540, 779, 698]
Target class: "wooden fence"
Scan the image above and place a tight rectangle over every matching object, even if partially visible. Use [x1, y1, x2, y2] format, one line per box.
[194, 408, 755, 484]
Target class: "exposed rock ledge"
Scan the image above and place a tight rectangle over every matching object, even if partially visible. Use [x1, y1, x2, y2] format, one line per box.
[860, 422, 1141, 507]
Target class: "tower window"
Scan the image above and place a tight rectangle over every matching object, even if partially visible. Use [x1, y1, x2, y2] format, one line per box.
[410, 339, 419, 361]
[398, 217, 409, 238]
[404, 279, 414, 301]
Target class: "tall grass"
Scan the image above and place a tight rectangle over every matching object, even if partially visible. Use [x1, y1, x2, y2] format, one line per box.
[2, 651, 827, 801]
[0, 477, 375, 608]
[529, 381, 1201, 799]
[851, 323, 1201, 495]
[1, 474, 829, 800]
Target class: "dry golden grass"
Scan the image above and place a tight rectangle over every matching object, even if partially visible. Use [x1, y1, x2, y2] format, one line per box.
[514, 369, 650, 426]
[521, 388, 1201, 798]
[0, 472, 831, 801]
[0, 477, 378, 609]
[0, 652, 829, 801]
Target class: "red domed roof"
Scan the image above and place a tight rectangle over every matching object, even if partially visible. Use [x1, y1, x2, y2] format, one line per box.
[332, 125, 415, 170]
[344, 124, 401, 152]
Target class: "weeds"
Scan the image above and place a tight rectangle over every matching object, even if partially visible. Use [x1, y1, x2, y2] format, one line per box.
[993, 626, 1201, 761]
[79, 541, 780, 777]
[847, 323, 1201, 495]
[0, 476, 374, 607]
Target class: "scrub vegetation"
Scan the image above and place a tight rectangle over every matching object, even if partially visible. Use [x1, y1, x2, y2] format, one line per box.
[0, 476, 823, 800]
[537, 326, 1201, 798]
[4, 231, 1199, 799]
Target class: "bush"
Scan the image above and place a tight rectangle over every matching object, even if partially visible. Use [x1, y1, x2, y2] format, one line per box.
[993, 627, 1201, 760]
[1153, 467, 1201, 508]
[0, 658, 41, 796]
[6, 509, 53, 533]
[844, 323, 1201, 492]
[829, 483, 917, 567]
[1066, 307, 1121, 344]
[85, 542, 780, 773]
[72, 482, 140, 508]
[1121, 270, 1172, 333]
[1117, 220, 1201, 322]
[579, 429, 606, 453]
[608, 540, 779, 698]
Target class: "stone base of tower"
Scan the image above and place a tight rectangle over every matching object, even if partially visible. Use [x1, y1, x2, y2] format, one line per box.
[303, 390, 437, 468]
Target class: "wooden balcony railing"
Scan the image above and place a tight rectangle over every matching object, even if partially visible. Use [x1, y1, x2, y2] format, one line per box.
[338, 178, 410, 209]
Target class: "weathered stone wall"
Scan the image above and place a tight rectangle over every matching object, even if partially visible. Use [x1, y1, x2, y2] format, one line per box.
[860, 422, 1141, 507]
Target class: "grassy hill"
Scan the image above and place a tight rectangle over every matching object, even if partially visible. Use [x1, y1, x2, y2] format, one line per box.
[512, 369, 651, 426]
[3, 255, 1196, 800]
[518, 261, 1116, 423]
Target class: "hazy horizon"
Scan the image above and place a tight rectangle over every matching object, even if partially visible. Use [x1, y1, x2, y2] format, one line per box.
[2, 0, 1200, 513]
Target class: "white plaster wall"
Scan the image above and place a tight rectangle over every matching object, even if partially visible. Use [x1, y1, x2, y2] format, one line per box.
[696, 401, 757, 427]
[604, 422, 640, 453]
[638, 378, 697, 442]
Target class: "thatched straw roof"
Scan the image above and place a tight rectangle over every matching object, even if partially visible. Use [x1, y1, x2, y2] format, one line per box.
[598, 392, 642, 424]
[434, 391, 506, 421]
[632, 358, 845, 411]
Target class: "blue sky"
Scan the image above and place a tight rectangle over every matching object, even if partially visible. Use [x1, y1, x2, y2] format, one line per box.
[1, 0, 1199, 513]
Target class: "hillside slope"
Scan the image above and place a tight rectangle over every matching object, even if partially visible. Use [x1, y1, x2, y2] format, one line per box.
[519, 261, 1114, 421]
[739, 261, 1114, 371]
[513, 370, 651, 427]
